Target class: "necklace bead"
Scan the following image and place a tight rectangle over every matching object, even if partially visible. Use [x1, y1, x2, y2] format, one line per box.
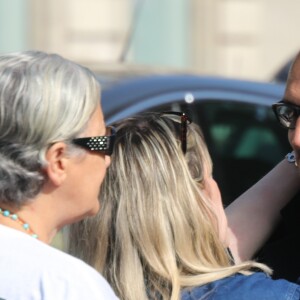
[11, 214, 18, 220]
[0, 208, 38, 239]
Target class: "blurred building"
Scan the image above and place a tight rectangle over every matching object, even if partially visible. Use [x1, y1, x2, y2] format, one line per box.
[191, 0, 300, 80]
[0, 0, 299, 81]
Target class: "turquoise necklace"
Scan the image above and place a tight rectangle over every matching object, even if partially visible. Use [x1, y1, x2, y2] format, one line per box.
[0, 208, 38, 239]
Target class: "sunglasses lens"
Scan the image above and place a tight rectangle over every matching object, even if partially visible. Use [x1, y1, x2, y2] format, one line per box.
[275, 105, 297, 129]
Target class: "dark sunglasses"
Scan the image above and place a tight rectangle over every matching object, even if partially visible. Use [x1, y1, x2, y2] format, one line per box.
[162, 111, 192, 154]
[72, 126, 116, 155]
[272, 100, 300, 129]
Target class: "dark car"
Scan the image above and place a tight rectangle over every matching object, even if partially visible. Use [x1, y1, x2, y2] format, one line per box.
[101, 74, 288, 206]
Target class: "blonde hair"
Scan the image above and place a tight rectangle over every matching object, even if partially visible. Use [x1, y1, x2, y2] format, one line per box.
[69, 113, 270, 300]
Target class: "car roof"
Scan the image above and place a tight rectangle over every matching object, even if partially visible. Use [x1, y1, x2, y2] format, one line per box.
[101, 74, 286, 124]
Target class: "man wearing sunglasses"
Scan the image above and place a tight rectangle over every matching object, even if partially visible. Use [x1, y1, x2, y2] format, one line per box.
[266, 51, 300, 282]
[273, 52, 300, 166]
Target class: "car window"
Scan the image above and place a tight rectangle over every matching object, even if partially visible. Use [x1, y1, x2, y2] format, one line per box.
[189, 100, 289, 204]
[207, 106, 284, 163]
[234, 127, 282, 162]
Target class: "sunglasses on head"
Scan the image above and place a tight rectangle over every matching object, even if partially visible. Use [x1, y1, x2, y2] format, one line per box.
[272, 100, 300, 129]
[72, 126, 116, 155]
[161, 111, 192, 154]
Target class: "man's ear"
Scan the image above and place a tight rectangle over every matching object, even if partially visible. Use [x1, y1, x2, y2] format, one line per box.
[44, 142, 69, 186]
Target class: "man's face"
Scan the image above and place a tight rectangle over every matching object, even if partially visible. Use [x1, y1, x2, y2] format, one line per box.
[284, 56, 300, 166]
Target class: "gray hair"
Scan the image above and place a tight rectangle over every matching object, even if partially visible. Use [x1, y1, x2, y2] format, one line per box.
[0, 51, 100, 206]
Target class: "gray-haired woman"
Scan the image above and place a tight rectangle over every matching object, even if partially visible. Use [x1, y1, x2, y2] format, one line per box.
[0, 51, 118, 299]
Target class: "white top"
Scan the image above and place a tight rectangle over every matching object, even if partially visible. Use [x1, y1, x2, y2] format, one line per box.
[0, 225, 119, 300]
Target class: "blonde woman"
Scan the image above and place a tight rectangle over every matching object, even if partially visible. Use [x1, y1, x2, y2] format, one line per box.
[69, 112, 300, 300]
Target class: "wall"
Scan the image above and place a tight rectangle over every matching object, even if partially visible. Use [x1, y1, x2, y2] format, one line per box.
[191, 0, 300, 80]
[30, 0, 131, 63]
[0, 0, 299, 81]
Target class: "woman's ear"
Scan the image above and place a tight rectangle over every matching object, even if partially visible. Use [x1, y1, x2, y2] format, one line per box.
[44, 142, 69, 186]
